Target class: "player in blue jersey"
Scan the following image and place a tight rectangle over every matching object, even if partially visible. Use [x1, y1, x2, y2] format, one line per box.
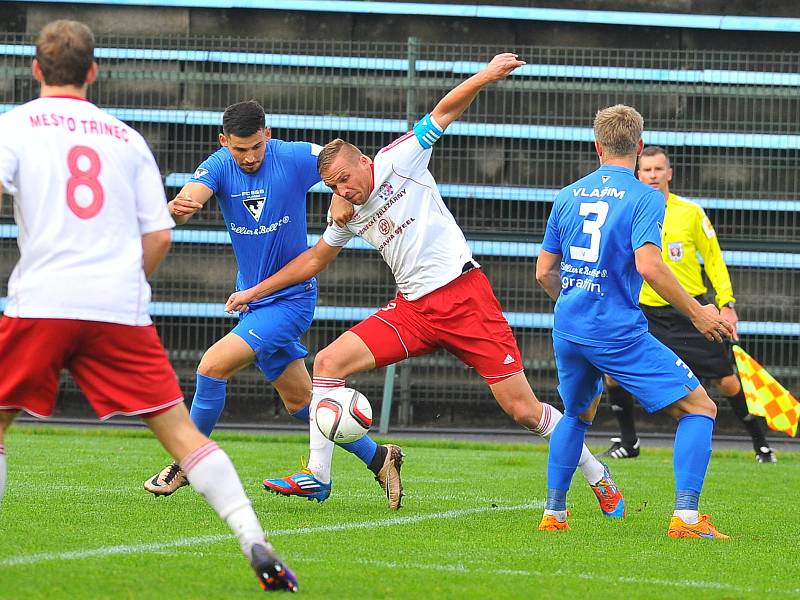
[535, 104, 733, 539]
[143, 100, 399, 498]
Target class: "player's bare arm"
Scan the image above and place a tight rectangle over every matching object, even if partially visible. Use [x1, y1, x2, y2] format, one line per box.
[329, 193, 354, 226]
[225, 238, 342, 313]
[168, 181, 214, 225]
[635, 243, 733, 342]
[141, 229, 172, 278]
[429, 53, 525, 130]
[535, 249, 563, 301]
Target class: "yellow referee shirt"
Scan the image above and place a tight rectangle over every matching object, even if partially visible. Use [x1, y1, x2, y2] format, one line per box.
[639, 193, 736, 308]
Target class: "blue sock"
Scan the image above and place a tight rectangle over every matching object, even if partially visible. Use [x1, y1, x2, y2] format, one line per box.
[546, 415, 591, 511]
[340, 435, 379, 466]
[673, 414, 714, 510]
[189, 373, 228, 437]
[289, 405, 310, 423]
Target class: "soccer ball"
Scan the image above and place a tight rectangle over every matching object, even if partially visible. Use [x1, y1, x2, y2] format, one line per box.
[314, 387, 373, 444]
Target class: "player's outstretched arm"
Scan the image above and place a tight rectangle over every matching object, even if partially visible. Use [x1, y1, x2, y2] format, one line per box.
[225, 239, 343, 313]
[169, 182, 214, 226]
[535, 249, 563, 301]
[142, 228, 172, 278]
[429, 53, 525, 131]
[635, 243, 733, 342]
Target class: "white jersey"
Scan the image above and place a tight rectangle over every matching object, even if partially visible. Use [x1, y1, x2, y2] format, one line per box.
[0, 96, 173, 325]
[322, 116, 476, 300]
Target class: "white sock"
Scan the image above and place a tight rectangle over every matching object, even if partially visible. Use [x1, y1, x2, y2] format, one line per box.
[543, 509, 567, 522]
[181, 441, 264, 556]
[306, 377, 341, 483]
[673, 509, 699, 524]
[536, 403, 606, 485]
[0, 445, 6, 505]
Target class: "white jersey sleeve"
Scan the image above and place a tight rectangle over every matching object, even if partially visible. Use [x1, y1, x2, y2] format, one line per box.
[375, 113, 444, 179]
[0, 116, 19, 193]
[322, 221, 355, 247]
[134, 145, 173, 234]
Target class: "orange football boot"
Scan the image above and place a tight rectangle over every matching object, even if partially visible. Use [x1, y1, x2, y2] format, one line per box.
[667, 514, 729, 540]
[538, 514, 570, 531]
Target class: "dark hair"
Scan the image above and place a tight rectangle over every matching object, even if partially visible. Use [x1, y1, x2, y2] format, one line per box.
[222, 100, 266, 137]
[640, 145, 670, 166]
[35, 20, 95, 87]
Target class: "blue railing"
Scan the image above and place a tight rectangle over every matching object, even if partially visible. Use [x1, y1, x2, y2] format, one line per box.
[0, 297, 796, 336]
[3, 44, 800, 87]
[16, 1, 800, 33]
[0, 224, 797, 268]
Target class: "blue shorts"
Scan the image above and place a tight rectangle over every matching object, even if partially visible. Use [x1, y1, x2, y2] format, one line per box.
[231, 289, 316, 382]
[553, 332, 699, 417]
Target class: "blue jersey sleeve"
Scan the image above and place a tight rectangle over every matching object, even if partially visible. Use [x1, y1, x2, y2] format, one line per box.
[631, 189, 665, 250]
[413, 114, 444, 150]
[541, 197, 563, 254]
[290, 141, 323, 191]
[188, 152, 223, 193]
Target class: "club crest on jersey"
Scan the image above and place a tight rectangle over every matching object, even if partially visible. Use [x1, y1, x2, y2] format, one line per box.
[668, 241, 683, 262]
[377, 182, 394, 201]
[192, 167, 208, 179]
[243, 197, 266, 222]
[378, 218, 393, 236]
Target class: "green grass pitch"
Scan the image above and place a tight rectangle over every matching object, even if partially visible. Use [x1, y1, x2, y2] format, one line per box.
[0, 426, 798, 599]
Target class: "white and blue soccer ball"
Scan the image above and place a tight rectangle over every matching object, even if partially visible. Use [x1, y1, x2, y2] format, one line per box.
[314, 387, 373, 444]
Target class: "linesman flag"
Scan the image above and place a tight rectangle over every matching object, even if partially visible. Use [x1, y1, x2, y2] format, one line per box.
[732, 345, 800, 437]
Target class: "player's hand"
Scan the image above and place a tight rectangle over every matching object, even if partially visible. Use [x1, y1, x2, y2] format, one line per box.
[720, 306, 739, 341]
[225, 289, 256, 314]
[328, 194, 354, 227]
[169, 194, 204, 218]
[483, 53, 526, 82]
[691, 304, 734, 343]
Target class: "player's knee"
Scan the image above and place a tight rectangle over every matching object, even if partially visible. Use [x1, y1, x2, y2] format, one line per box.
[197, 354, 232, 379]
[693, 393, 717, 419]
[312, 348, 346, 378]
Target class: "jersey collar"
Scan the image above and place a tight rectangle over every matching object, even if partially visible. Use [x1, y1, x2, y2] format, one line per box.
[598, 164, 634, 175]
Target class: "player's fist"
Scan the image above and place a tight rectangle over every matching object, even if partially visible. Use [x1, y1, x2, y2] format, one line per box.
[328, 194, 355, 227]
[225, 289, 255, 314]
[169, 194, 203, 218]
[483, 53, 526, 82]
[691, 303, 734, 343]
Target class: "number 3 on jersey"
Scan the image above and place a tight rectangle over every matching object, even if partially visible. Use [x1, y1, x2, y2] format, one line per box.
[66, 145, 104, 219]
[569, 201, 608, 263]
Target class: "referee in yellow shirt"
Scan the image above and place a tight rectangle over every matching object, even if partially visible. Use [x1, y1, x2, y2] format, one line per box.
[602, 146, 776, 463]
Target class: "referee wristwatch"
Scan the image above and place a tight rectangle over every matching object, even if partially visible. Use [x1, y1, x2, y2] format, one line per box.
[722, 301, 736, 309]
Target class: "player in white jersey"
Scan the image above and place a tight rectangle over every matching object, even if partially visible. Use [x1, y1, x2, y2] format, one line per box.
[0, 20, 297, 591]
[226, 54, 623, 517]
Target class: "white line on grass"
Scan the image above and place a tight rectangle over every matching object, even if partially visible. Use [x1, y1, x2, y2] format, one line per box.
[292, 556, 799, 596]
[4, 503, 796, 597]
[0, 502, 540, 567]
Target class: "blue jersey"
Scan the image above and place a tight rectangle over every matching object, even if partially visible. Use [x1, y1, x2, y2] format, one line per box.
[190, 139, 321, 306]
[541, 164, 665, 346]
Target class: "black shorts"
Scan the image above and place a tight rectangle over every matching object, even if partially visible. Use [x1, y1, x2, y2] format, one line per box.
[641, 296, 735, 380]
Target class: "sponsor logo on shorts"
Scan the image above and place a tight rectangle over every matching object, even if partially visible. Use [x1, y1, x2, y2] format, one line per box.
[503, 354, 515, 365]
[248, 329, 264, 341]
[668, 241, 683, 262]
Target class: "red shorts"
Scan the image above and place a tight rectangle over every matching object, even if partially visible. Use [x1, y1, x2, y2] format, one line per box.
[350, 269, 524, 382]
[0, 317, 183, 419]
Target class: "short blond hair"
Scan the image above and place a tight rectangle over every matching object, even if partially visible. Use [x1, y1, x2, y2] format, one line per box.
[593, 104, 643, 158]
[317, 138, 363, 176]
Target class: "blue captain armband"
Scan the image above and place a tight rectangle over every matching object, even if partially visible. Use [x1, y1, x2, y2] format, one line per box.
[413, 114, 444, 149]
